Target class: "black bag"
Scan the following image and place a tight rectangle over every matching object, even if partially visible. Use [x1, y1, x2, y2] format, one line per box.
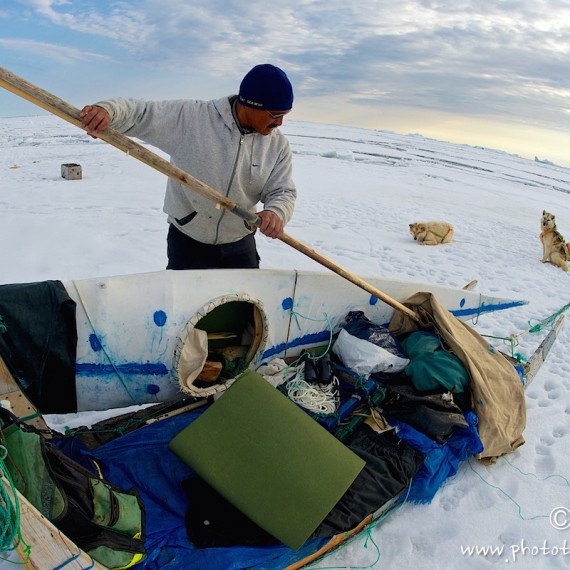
[381, 381, 469, 443]
[182, 476, 279, 548]
[312, 426, 425, 537]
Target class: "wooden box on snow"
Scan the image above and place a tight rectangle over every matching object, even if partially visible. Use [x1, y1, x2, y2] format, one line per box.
[61, 163, 82, 180]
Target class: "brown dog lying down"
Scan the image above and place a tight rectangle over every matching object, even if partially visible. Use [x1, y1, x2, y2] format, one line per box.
[540, 210, 569, 272]
[409, 222, 454, 245]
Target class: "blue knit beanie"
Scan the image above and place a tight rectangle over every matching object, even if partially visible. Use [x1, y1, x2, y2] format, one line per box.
[238, 64, 294, 111]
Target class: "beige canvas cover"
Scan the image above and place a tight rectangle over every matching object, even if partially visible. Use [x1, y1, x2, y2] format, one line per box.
[175, 327, 208, 392]
[389, 292, 526, 462]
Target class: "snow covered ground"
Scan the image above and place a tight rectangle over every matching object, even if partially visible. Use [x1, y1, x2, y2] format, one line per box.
[1, 115, 570, 569]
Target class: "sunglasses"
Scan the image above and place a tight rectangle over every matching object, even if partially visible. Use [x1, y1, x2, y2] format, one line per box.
[265, 110, 289, 120]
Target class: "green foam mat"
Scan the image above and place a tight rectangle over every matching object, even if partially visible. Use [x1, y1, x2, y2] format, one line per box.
[169, 369, 365, 550]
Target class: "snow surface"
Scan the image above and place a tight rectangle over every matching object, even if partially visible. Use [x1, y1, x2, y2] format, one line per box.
[1, 115, 570, 569]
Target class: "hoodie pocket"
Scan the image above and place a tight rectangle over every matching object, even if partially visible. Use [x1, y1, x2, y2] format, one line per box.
[175, 211, 197, 226]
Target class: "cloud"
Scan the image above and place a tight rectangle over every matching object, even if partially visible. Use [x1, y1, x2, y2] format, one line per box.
[7, 0, 570, 132]
[0, 38, 113, 64]
[19, 0, 155, 51]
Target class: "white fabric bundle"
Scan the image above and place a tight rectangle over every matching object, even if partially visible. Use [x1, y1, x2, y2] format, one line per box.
[332, 329, 409, 377]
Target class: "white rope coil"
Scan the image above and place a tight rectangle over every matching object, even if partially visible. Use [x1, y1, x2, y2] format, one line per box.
[287, 376, 338, 414]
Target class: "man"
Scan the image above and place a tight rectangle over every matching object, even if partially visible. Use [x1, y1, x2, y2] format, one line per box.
[80, 64, 296, 269]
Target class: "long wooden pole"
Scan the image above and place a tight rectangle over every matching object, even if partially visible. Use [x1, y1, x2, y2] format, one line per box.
[0, 66, 419, 322]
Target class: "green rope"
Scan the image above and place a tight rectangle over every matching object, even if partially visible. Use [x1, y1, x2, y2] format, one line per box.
[275, 308, 336, 391]
[481, 334, 526, 361]
[528, 301, 570, 333]
[65, 416, 147, 437]
[502, 456, 570, 487]
[289, 309, 335, 357]
[17, 412, 43, 424]
[0, 445, 31, 563]
[481, 301, 569, 359]
[353, 375, 367, 390]
[468, 457, 570, 522]
[307, 479, 413, 569]
[0, 316, 6, 334]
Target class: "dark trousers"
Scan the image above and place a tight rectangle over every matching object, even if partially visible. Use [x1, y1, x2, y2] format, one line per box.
[166, 224, 260, 269]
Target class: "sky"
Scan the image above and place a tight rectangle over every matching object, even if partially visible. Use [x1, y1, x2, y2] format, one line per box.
[1, 0, 570, 167]
[1, 114, 570, 568]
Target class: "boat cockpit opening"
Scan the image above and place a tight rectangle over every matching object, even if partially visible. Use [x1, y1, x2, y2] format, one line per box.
[172, 296, 268, 397]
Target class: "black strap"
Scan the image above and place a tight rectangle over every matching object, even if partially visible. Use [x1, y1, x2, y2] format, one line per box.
[0, 405, 50, 435]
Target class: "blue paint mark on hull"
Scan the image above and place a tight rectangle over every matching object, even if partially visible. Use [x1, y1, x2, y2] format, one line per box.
[262, 331, 332, 360]
[451, 300, 528, 318]
[77, 362, 169, 377]
[262, 300, 528, 359]
[76, 301, 527, 377]
[89, 334, 103, 352]
[154, 310, 167, 326]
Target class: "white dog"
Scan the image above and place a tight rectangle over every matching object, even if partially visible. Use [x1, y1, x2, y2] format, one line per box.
[409, 221, 454, 245]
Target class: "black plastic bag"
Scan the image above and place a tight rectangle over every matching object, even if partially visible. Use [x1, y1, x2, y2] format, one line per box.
[343, 311, 407, 359]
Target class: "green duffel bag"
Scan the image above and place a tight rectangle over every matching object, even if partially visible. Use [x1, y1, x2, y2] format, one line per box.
[0, 408, 146, 569]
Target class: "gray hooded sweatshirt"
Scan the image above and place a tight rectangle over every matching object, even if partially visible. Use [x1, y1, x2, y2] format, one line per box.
[95, 96, 296, 245]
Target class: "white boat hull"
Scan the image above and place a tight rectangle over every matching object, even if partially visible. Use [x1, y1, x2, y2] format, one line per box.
[65, 269, 527, 411]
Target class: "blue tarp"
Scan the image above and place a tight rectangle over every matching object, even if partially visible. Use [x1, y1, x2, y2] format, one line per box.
[392, 411, 484, 503]
[90, 410, 328, 569]
[87, 383, 484, 566]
